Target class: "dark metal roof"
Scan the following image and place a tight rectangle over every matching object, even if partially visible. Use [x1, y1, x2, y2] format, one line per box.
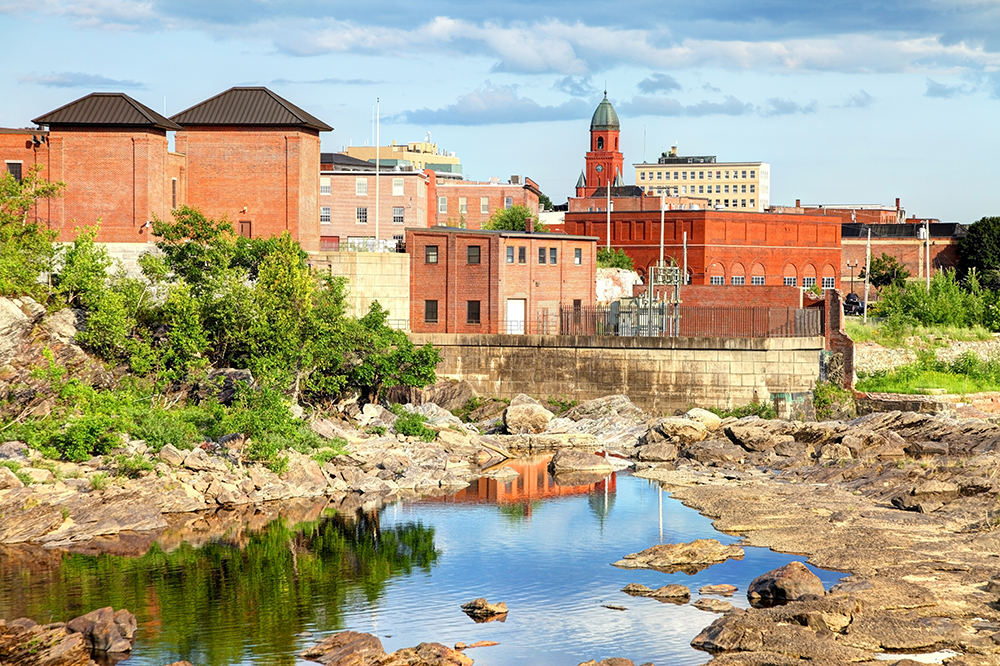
[841, 222, 966, 239]
[320, 152, 386, 170]
[33, 93, 182, 131]
[590, 93, 620, 132]
[170, 87, 332, 131]
[590, 185, 646, 198]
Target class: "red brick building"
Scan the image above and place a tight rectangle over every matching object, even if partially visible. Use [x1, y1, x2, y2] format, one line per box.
[406, 227, 597, 334]
[431, 173, 541, 229]
[576, 93, 625, 197]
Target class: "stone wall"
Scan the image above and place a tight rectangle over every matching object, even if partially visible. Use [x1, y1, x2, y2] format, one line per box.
[309, 252, 410, 328]
[411, 333, 824, 414]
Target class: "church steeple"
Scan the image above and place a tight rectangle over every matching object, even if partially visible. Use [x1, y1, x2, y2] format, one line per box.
[583, 93, 623, 197]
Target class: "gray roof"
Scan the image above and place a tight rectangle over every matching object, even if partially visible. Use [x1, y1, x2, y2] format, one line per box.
[576, 170, 587, 188]
[33, 93, 182, 131]
[171, 87, 332, 131]
[590, 93, 620, 132]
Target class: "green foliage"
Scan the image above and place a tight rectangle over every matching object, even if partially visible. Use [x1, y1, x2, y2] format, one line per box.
[113, 453, 153, 479]
[52, 415, 117, 462]
[311, 441, 348, 464]
[538, 193, 553, 211]
[959, 216, 1000, 279]
[161, 282, 209, 376]
[214, 386, 321, 463]
[596, 247, 634, 270]
[857, 350, 1000, 394]
[876, 269, 986, 329]
[813, 381, 854, 421]
[860, 252, 911, 293]
[364, 425, 387, 436]
[389, 407, 437, 442]
[482, 205, 547, 232]
[846, 319, 992, 347]
[53, 225, 112, 308]
[0, 165, 64, 298]
[0, 460, 33, 486]
[545, 396, 579, 414]
[708, 400, 777, 420]
[150, 206, 236, 289]
[127, 409, 201, 453]
[89, 472, 109, 491]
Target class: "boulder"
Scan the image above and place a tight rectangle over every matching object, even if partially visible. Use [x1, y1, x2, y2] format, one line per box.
[298, 630, 385, 665]
[282, 454, 328, 496]
[684, 407, 723, 431]
[65, 606, 136, 653]
[635, 442, 678, 462]
[613, 539, 744, 573]
[621, 582, 689, 600]
[642, 417, 707, 446]
[699, 584, 738, 596]
[747, 561, 825, 603]
[565, 394, 644, 422]
[0, 298, 37, 365]
[0, 619, 93, 666]
[904, 440, 949, 457]
[548, 449, 614, 474]
[23, 468, 54, 484]
[504, 396, 554, 435]
[818, 443, 852, 460]
[681, 439, 746, 464]
[460, 598, 508, 618]
[891, 480, 961, 512]
[385, 379, 476, 413]
[725, 425, 790, 452]
[0, 441, 29, 461]
[183, 448, 229, 473]
[42, 308, 83, 344]
[0, 466, 24, 489]
[158, 444, 186, 467]
[693, 598, 734, 613]
[381, 642, 473, 666]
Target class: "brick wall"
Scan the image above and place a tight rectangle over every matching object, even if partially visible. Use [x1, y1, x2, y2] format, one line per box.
[842, 238, 960, 294]
[318, 171, 429, 246]
[412, 333, 824, 414]
[432, 180, 540, 229]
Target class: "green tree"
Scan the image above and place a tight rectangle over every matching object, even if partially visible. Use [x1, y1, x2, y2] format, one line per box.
[150, 206, 236, 290]
[538, 193, 553, 211]
[54, 225, 112, 309]
[0, 164, 64, 298]
[860, 252, 910, 294]
[482, 205, 547, 232]
[597, 247, 634, 270]
[959, 216, 1000, 282]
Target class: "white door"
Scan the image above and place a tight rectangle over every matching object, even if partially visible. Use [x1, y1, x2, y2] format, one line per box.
[506, 299, 526, 334]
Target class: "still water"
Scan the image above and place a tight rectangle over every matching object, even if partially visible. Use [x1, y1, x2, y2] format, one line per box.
[0, 457, 844, 666]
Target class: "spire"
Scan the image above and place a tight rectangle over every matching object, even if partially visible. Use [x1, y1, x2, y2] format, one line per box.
[576, 170, 587, 188]
[613, 171, 624, 187]
[590, 93, 620, 131]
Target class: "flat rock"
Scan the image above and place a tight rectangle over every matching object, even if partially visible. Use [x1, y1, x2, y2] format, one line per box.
[0, 466, 24, 489]
[700, 584, 738, 596]
[158, 444, 186, 467]
[0, 441, 29, 461]
[747, 561, 824, 603]
[642, 417, 707, 446]
[460, 598, 508, 618]
[183, 448, 228, 473]
[693, 598, 734, 613]
[621, 582, 690, 599]
[549, 449, 614, 474]
[380, 642, 473, 666]
[725, 425, 790, 452]
[298, 630, 385, 665]
[681, 439, 746, 464]
[614, 539, 744, 573]
[566, 394, 644, 422]
[685, 407, 723, 431]
[636, 442, 678, 462]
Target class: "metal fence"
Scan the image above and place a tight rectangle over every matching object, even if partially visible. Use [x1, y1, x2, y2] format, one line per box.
[558, 304, 823, 338]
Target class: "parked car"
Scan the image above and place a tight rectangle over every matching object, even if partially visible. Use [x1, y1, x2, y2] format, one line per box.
[843, 293, 865, 316]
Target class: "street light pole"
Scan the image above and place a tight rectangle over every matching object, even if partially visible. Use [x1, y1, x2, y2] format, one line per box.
[847, 260, 858, 295]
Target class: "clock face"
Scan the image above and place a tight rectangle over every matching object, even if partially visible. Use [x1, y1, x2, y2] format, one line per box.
[595, 165, 604, 173]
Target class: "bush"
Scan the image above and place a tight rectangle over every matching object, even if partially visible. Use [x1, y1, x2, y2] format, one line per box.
[390, 408, 437, 442]
[89, 472, 110, 491]
[708, 401, 776, 420]
[52, 415, 117, 462]
[813, 381, 854, 421]
[127, 409, 201, 453]
[113, 453, 153, 478]
[596, 247, 634, 270]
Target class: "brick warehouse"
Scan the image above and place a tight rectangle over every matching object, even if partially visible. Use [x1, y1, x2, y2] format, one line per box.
[0, 87, 331, 251]
[406, 227, 598, 335]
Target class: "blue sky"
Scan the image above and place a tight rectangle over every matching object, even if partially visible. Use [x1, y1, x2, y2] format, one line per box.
[2, 1, 999, 221]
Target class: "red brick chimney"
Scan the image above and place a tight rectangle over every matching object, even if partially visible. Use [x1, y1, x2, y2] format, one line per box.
[526, 217, 535, 233]
[795, 199, 801, 208]
[895, 197, 900, 209]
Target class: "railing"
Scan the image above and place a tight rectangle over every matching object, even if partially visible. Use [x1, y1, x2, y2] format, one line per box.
[318, 238, 405, 253]
[559, 305, 822, 338]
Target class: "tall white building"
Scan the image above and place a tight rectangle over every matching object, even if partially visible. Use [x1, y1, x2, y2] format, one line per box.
[634, 147, 769, 212]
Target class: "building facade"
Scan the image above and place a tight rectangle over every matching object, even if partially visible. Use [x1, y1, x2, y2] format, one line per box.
[576, 93, 625, 197]
[432, 175, 542, 229]
[343, 140, 462, 175]
[634, 147, 770, 213]
[406, 227, 597, 334]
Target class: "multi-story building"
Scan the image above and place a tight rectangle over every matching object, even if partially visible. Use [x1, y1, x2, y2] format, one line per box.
[406, 226, 597, 334]
[343, 139, 462, 176]
[432, 175, 542, 228]
[634, 147, 770, 213]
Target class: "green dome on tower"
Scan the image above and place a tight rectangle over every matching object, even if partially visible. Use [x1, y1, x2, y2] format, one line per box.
[590, 92, 619, 131]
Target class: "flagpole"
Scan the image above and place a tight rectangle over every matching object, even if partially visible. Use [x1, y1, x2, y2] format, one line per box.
[375, 97, 380, 248]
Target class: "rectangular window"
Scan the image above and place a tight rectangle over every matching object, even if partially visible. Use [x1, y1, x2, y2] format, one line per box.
[741, 170, 747, 178]
[750, 184, 756, 193]
[356, 207, 368, 224]
[320, 177, 331, 195]
[505, 197, 513, 209]
[707, 171, 713, 180]
[392, 206, 404, 225]
[710, 276, 724, 286]
[438, 197, 447, 214]
[741, 185, 747, 193]
[804, 277, 817, 288]
[682, 172, 687, 180]
[750, 199, 755, 207]
[682, 186, 687, 194]
[392, 177, 404, 196]
[549, 248, 558, 264]
[425, 245, 438, 263]
[784, 276, 797, 287]
[538, 248, 546, 264]
[459, 197, 467, 214]
[698, 186, 704, 194]
[822, 277, 836, 290]
[518, 247, 526, 264]
[751, 276, 765, 286]
[320, 206, 331, 224]
[699, 171, 704, 179]
[171, 178, 177, 209]
[723, 185, 729, 194]
[574, 248, 582, 265]
[724, 199, 730, 207]
[424, 300, 438, 324]
[731, 276, 746, 286]
[506, 246, 514, 264]
[741, 199, 747, 207]
[467, 300, 481, 325]
[640, 172, 646, 181]
[724, 171, 730, 179]
[467, 245, 481, 264]
[750, 170, 756, 178]
[355, 178, 368, 196]
[716, 185, 721, 193]
[656, 171, 662, 180]
[6, 162, 22, 181]
[481, 197, 489, 214]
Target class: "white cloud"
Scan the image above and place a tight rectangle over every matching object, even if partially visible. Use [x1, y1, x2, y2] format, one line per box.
[391, 81, 591, 126]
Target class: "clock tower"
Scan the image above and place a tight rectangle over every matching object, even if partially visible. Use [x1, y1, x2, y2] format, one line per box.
[577, 92, 623, 197]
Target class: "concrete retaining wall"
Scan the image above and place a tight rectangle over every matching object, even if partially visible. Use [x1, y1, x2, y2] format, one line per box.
[411, 333, 824, 415]
[309, 252, 410, 329]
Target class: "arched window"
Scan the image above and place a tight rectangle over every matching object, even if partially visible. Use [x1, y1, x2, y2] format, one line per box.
[730, 262, 746, 286]
[708, 261, 725, 286]
[615, 137, 618, 149]
[751, 263, 766, 286]
[597, 137, 604, 150]
[783, 263, 798, 287]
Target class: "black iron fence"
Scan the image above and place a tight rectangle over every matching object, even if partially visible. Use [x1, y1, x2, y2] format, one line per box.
[558, 304, 823, 338]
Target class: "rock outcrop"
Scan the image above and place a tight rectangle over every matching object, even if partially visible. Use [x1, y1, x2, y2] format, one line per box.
[613, 539, 744, 573]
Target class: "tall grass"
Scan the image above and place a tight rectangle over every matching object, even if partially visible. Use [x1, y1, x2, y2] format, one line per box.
[856, 350, 1000, 394]
[846, 320, 993, 347]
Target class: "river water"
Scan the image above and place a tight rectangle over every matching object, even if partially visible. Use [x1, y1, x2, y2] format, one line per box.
[0, 457, 845, 666]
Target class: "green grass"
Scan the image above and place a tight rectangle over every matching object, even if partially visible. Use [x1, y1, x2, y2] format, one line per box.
[857, 350, 1000, 395]
[708, 400, 777, 420]
[846, 320, 993, 347]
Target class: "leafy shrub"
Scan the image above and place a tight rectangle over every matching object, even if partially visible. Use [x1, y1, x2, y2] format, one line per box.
[52, 415, 117, 462]
[596, 247, 634, 270]
[311, 441, 348, 464]
[113, 453, 153, 478]
[127, 409, 201, 453]
[364, 425, 387, 436]
[89, 472, 109, 491]
[391, 409, 437, 442]
[708, 401, 777, 420]
[813, 381, 854, 421]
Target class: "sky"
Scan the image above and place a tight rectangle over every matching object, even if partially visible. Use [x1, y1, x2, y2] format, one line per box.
[1, 1, 999, 222]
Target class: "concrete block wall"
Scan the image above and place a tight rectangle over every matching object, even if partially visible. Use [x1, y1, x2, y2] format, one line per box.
[309, 252, 410, 328]
[410, 333, 824, 414]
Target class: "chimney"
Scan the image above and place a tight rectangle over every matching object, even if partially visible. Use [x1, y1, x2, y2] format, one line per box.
[895, 197, 900, 210]
[795, 199, 801, 208]
[669, 146, 678, 157]
[526, 217, 534, 233]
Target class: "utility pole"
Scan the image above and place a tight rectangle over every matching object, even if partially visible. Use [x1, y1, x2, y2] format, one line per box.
[375, 97, 380, 248]
[605, 170, 612, 249]
[925, 218, 931, 292]
[863, 228, 871, 324]
[659, 193, 665, 265]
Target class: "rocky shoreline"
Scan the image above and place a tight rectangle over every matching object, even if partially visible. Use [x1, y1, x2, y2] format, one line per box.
[5, 391, 1000, 665]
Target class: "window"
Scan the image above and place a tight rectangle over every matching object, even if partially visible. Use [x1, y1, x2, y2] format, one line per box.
[424, 300, 438, 324]
[784, 276, 797, 287]
[724, 199, 730, 207]
[574, 248, 582, 265]
[750, 184, 756, 193]
[481, 197, 489, 214]
[506, 247, 514, 264]
[597, 137, 604, 150]
[741, 171, 747, 178]
[751, 276, 765, 286]
[438, 197, 447, 214]
[392, 206, 404, 225]
[239, 221, 251, 238]
[682, 186, 687, 194]
[6, 162, 22, 181]
[392, 177, 404, 196]
[657, 171, 662, 180]
[171, 178, 177, 209]
[707, 171, 713, 180]
[741, 199, 747, 208]
[505, 197, 513, 209]
[320, 206, 331, 224]
[459, 197, 467, 214]
[731, 276, 746, 285]
[804, 277, 816, 288]
[750, 170, 756, 178]
[682, 172, 687, 180]
[640, 172, 646, 181]
[467, 300, 481, 325]
[699, 171, 704, 179]
[320, 177, 331, 195]
[710, 276, 724, 286]
[822, 277, 836, 290]
[538, 248, 546, 264]
[467, 245, 481, 264]
[750, 199, 755, 207]
[356, 207, 367, 224]
[355, 178, 368, 196]
[698, 186, 704, 194]
[741, 185, 747, 193]
[425, 245, 439, 263]
[549, 248, 558, 264]
[724, 171, 730, 179]
[518, 247, 526, 264]
[715, 185, 721, 193]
